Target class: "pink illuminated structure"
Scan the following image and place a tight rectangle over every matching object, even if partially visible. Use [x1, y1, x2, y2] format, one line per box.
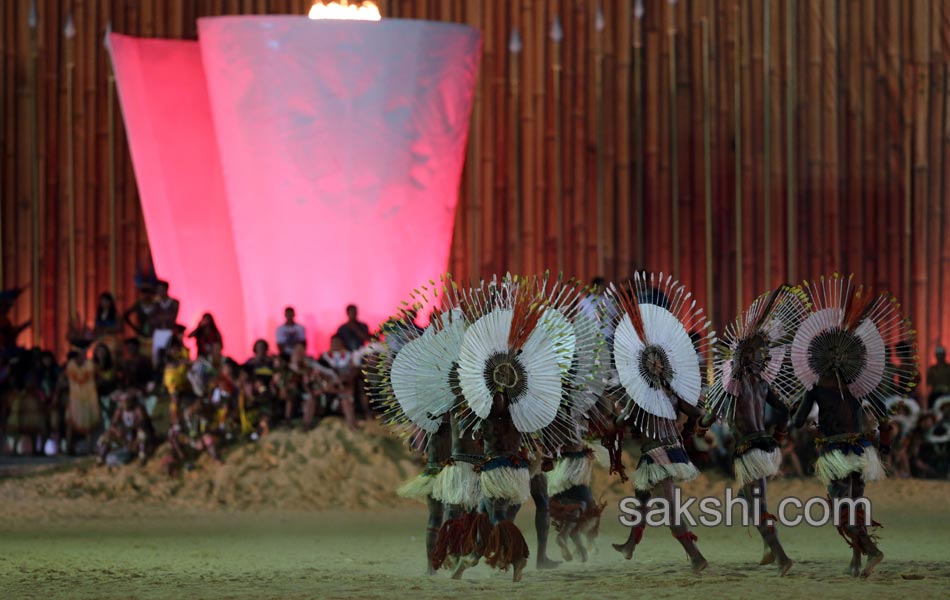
[109, 17, 481, 358]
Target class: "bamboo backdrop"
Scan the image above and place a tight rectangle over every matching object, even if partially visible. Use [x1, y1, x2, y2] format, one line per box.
[2, 0, 950, 394]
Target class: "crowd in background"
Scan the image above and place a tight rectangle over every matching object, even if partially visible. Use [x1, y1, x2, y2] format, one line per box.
[0, 279, 382, 474]
[1, 277, 949, 481]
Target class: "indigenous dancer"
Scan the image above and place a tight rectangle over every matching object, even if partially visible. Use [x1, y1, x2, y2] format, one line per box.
[606, 273, 715, 574]
[789, 274, 917, 578]
[97, 389, 151, 465]
[370, 297, 468, 575]
[704, 286, 809, 575]
[547, 293, 610, 563]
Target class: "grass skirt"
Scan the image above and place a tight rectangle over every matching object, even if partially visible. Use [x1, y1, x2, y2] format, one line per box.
[481, 466, 530, 503]
[633, 443, 699, 492]
[433, 462, 481, 510]
[396, 471, 438, 502]
[734, 448, 782, 488]
[815, 445, 886, 486]
[547, 454, 594, 496]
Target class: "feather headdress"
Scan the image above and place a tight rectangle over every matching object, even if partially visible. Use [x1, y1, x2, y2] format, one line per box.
[605, 272, 716, 439]
[790, 273, 918, 421]
[705, 286, 810, 420]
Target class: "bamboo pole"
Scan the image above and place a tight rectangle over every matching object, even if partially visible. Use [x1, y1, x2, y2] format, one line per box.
[734, 2, 743, 314]
[669, 21, 678, 274]
[595, 2, 605, 276]
[30, 1, 41, 343]
[551, 15, 564, 273]
[634, 0, 644, 267]
[786, 0, 795, 282]
[106, 23, 117, 296]
[509, 27, 522, 274]
[762, 0, 771, 288]
[911, 0, 930, 395]
[939, 63, 948, 344]
[702, 17, 713, 328]
[65, 11, 77, 321]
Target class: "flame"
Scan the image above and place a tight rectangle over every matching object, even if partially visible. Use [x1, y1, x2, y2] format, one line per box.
[308, 1, 381, 21]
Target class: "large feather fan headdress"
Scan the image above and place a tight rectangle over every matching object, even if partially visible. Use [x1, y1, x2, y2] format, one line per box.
[790, 273, 918, 421]
[606, 272, 716, 439]
[705, 286, 810, 420]
[368, 278, 468, 447]
[448, 274, 582, 452]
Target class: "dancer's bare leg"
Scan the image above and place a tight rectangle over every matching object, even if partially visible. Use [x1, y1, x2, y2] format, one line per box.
[656, 479, 707, 574]
[426, 496, 444, 575]
[613, 489, 649, 560]
[850, 473, 883, 578]
[743, 479, 792, 575]
[531, 474, 561, 569]
[340, 394, 358, 430]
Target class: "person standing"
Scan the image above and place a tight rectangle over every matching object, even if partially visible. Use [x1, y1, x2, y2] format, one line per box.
[65, 337, 100, 455]
[276, 306, 307, 357]
[150, 280, 180, 367]
[926, 346, 950, 408]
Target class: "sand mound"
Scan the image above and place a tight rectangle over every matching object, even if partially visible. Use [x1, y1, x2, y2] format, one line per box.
[0, 418, 424, 512]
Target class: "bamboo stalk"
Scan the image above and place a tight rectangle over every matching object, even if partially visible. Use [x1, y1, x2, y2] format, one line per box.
[551, 15, 564, 273]
[66, 12, 77, 321]
[595, 2, 605, 276]
[509, 27, 522, 274]
[634, 1, 644, 267]
[734, 2, 742, 314]
[702, 17, 713, 327]
[30, 2, 41, 343]
[762, 0, 771, 288]
[669, 25, 678, 274]
[939, 63, 948, 343]
[106, 24, 117, 296]
[786, 0, 795, 283]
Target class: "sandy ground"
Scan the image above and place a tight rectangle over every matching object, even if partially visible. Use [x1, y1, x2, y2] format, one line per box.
[1, 423, 948, 599]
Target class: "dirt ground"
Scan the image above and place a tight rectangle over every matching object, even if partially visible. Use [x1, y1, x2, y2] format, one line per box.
[0, 425, 948, 599]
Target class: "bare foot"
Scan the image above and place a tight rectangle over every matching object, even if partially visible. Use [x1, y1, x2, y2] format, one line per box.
[861, 552, 883, 579]
[513, 558, 527, 582]
[612, 541, 635, 560]
[777, 558, 794, 576]
[452, 554, 477, 580]
[556, 536, 573, 562]
[691, 558, 709, 575]
[574, 540, 589, 563]
[849, 552, 862, 577]
[536, 556, 561, 570]
[760, 550, 775, 565]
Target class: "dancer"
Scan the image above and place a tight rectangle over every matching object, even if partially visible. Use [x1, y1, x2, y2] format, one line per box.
[605, 273, 714, 574]
[395, 415, 452, 575]
[789, 274, 917, 578]
[369, 300, 467, 576]
[704, 287, 808, 575]
[548, 436, 606, 562]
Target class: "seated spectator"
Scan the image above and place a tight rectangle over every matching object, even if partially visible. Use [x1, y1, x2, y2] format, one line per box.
[335, 305, 371, 352]
[276, 306, 306, 357]
[165, 395, 222, 475]
[927, 346, 950, 409]
[317, 335, 360, 430]
[244, 339, 272, 372]
[189, 313, 223, 359]
[97, 389, 151, 466]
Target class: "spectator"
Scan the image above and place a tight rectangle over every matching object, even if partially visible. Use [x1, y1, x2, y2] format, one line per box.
[926, 346, 950, 408]
[0, 288, 30, 357]
[150, 280, 181, 367]
[189, 313, 223, 358]
[317, 335, 360, 430]
[244, 339, 272, 372]
[97, 390, 151, 466]
[276, 306, 307, 356]
[335, 304, 371, 352]
[93, 292, 123, 356]
[123, 278, 156, 360]
[93, 342, 118, 400]
[65, 338, 100, 455]
[117, 338, 154, 393]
